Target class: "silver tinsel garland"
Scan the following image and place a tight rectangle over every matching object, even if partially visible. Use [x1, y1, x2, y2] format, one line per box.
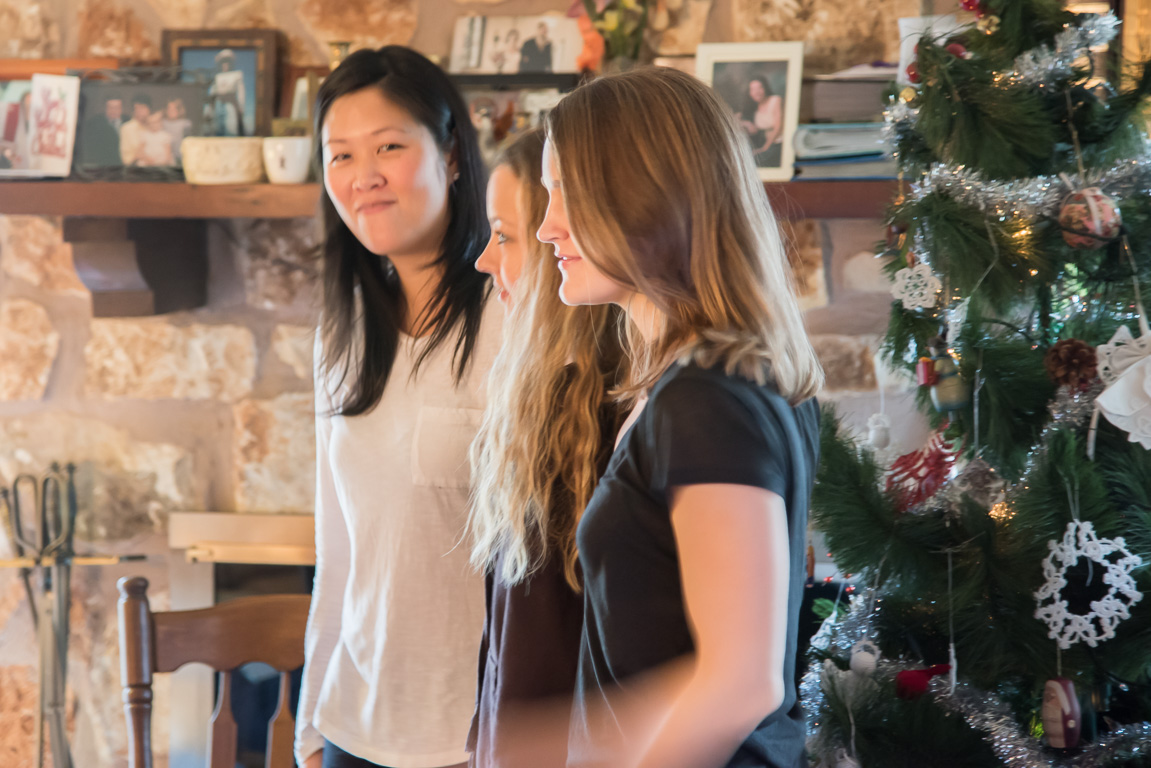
[883, 14, 1123, 163]
[804, 602, 1151, 767]
[882, 99, 920, 151]
[803, 590, 880, 737]
[927, 677, 1151, 767]
[803, 386, 1151, 765]
[1006, 380, 1104, 500]
[906, 154, 1151, 221]
[1003, 14, 1121, 88]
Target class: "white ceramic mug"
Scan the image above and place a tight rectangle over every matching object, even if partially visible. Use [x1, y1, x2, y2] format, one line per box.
[262, 136, 312, 184]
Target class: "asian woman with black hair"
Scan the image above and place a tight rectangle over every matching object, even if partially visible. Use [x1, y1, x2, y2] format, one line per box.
[295, 46, 502, 768]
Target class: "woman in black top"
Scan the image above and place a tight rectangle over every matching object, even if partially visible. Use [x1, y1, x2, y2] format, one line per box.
[537, 67, 823, 768]
[468, 129, 622, 768]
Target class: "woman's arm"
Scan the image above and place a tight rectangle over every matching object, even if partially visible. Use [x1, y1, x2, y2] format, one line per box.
[295, 339, 353, 768]
[629, 483, 791, 768]
[762, 96, 784, 147]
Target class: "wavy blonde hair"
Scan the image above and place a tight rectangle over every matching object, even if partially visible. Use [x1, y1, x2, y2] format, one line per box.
[545, 67, 823, 404]
[469, 129, 622, 590]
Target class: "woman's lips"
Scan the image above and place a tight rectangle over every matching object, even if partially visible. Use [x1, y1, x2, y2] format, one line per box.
[357, 200, 395, 214]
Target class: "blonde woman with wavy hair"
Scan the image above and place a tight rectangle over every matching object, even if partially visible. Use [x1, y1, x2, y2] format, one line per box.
[537, 67, 823, 768]
[467, 128, 622, 768]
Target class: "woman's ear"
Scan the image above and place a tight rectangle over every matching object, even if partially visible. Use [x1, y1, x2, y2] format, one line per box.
[446, 139, 460, 181]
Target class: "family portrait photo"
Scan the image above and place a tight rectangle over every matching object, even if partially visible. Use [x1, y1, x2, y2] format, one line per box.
[450, 15, 582, 75]
[696, 42, 804, 181]
[74, 81, 207, 169]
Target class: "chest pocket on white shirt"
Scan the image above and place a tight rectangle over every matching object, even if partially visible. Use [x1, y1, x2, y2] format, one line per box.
[411, 406, 484, 488]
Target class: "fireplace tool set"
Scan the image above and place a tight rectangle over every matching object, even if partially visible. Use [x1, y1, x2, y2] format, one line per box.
[1, 463, 145, 768]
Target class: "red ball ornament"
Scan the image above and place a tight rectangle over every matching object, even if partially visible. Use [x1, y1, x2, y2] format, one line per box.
[906, 61, 921, 84]
[895, 664, 951, 700]
[1059, 187, 1122, 249]
[945, 42, 968, 58]
[959, 0, 981, 10]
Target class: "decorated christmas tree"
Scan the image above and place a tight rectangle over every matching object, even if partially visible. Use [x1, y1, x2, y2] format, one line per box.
[805, 2, 1151, 766]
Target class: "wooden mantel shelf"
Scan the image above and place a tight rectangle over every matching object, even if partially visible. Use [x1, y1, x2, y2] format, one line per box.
[0, 179, 897, 220]
[0, 178, 894, 317]
[0, 181, 321, 219]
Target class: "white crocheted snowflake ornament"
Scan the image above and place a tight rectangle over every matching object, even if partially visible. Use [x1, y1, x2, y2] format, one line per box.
[891, 263, 941, 310]
[1034, 520, 1143, 650]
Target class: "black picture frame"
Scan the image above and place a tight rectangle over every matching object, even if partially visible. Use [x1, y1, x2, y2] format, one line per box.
[73, 68, 210, 179]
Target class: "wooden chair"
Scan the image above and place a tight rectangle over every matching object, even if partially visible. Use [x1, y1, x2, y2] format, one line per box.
[116, 576, 311, 768]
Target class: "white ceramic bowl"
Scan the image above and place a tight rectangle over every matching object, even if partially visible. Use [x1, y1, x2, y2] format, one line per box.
[181, 137, 265, 185]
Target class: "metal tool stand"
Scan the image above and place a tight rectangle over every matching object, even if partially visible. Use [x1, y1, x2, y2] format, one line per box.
[1, 463, 145, 768]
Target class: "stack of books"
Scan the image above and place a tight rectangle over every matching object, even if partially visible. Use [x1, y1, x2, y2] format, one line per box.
[793, 63, 897, 180]
[792, 122, 896, 179]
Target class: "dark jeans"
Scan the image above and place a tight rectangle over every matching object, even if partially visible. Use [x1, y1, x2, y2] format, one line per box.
[322, 739, 388, 768]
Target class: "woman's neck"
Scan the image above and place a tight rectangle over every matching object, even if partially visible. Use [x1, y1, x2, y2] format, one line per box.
[623, 293, 663, 345]
[390, 252, 444, 337]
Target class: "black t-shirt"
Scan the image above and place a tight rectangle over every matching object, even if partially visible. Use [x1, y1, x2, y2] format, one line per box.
[569, 363, 820, 768]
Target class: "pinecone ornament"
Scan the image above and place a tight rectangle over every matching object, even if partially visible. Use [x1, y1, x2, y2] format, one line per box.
[1044, 339, 1098, 389]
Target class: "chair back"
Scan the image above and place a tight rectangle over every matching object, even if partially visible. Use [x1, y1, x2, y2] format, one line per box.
[117, 575, 310, 768]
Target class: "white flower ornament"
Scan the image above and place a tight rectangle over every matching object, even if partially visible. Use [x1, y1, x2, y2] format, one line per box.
[891, 262, 942, 310]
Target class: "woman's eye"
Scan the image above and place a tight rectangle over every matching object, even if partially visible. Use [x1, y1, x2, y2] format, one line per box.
[377, 143, 401, 153]
[328, 152, 350, 164]
[496, 232, 509, 245]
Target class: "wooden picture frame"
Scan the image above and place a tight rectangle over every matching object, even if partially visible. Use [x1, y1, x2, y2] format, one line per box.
[161, 28, 279, 137]
[696, 42, 804, 182]
[279, 65, 328, 123]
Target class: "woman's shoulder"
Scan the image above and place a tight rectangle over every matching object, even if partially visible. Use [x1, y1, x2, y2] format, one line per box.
[647, 362, 817, 424]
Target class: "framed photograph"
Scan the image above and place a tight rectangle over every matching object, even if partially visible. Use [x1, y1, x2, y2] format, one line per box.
[461, 87, 563, 166]
[0, 59, 117, 176]
[280, 65, 328, 123]
[0, 79, 33, 172]
[450, 15, 583, 75]
[696, 42, 804, 182]
[1, 74, 80, 178]
[73, 71, 209, 173]
[161, 29, 279, 137]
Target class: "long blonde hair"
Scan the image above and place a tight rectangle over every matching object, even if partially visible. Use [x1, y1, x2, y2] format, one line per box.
[469, 129, 622, 589]
[545, 67, 823, 404]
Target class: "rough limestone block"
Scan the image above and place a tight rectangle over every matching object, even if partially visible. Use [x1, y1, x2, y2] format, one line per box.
[0, 300, 59, 401]
[85, 319, 256, 401]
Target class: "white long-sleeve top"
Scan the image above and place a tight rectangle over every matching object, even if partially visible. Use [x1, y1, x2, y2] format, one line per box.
[296, 300, 502, 768]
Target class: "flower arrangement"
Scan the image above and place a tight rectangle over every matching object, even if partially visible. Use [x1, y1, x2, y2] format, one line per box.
[581, 0, 649, 65]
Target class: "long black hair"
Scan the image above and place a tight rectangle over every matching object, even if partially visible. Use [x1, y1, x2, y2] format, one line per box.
[315, 46, 491, 417]
[741, 74, 773, 122]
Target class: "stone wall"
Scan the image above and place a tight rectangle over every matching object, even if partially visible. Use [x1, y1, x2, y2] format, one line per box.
[0, 214, 318, 768]
[0, 0, 946, 765]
